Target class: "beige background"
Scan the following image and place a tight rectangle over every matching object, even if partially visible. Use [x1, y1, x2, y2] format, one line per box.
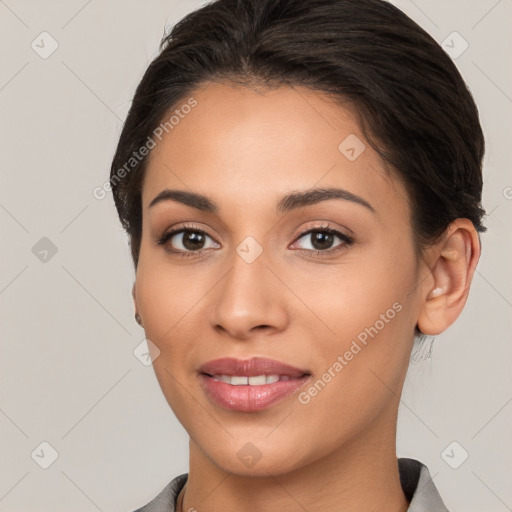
[0, 0, 511, 510]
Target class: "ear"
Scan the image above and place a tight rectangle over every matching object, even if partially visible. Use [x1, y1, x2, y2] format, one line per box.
[417, 219, 481, 336]
[132, 282, 138, 313]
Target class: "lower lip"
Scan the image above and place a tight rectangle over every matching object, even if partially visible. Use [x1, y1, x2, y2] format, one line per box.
[199, 374, 310, 412]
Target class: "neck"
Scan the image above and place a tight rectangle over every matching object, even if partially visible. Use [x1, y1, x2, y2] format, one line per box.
[182, 409, 409, 512]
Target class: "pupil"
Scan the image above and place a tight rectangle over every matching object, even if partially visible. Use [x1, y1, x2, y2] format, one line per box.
[180, 231, 334, 251]
[312, 231, 333, 250]
[183, 232, 204, 250]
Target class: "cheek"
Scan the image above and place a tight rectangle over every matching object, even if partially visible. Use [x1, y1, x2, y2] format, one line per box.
[135, 253, 203, 346]
[289, 275, 415, 458]
[288, 247, 416, 344]
[286, 244, 418, 402]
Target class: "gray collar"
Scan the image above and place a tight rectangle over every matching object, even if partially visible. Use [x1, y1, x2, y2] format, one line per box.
[133, 458, 449, 512]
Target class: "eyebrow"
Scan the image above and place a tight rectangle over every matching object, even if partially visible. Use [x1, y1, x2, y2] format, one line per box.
[148, 187, 375, 214]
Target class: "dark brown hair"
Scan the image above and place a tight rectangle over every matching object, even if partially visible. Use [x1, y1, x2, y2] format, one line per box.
[110, 0, 486, 268]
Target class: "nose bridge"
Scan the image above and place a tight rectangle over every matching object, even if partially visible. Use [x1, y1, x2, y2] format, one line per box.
[210, 240, 288, 338]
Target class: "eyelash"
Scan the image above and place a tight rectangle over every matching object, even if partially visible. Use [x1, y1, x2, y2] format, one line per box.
[155, 223, 355, 258]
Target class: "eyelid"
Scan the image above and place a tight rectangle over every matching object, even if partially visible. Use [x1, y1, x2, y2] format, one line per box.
[156, 221, 354, 256]
[155, 222, 220, 251]
[289, 222, 354, 252]
[291, 221, 353, 241]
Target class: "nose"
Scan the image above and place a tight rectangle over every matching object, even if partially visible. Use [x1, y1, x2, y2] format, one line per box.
[209, 250, 289, 341]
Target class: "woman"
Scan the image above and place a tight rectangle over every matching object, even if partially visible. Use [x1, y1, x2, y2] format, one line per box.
[110, 0, 486, 510]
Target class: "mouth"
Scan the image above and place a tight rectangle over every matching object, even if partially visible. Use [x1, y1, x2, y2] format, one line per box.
[198, 357, 311, 412]
[203, 374, 302, 385]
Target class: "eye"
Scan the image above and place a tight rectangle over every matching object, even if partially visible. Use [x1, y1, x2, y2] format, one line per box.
[156, 223, 354, 258]
[291, 225, 354, 255]
[156, 224, 219, 257]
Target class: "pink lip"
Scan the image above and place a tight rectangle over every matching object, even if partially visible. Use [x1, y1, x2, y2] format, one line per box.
[199, 357, 309, 378]
[198, 357, 311, 412]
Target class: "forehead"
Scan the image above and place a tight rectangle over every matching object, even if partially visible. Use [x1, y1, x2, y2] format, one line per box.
[142, 82, 409, 220]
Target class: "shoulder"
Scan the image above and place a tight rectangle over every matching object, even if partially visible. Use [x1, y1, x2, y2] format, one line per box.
[398, 457, 450, 512]
[130, 473, 188, 512]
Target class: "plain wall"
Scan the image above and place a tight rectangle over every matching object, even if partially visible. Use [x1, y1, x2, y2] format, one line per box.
[0, 0, 511, 510]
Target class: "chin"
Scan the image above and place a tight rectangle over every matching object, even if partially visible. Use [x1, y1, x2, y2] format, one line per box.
[200, 437, 313, 478]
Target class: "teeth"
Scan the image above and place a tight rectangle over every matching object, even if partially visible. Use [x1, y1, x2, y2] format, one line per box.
[230, 376, 248, 385]
[248, 375, 267, 385]
[212, 374, 283, 385]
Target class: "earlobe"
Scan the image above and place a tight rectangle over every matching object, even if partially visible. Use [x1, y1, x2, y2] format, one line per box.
[417, 219, 481, 336]
[132, 282, 143, 327]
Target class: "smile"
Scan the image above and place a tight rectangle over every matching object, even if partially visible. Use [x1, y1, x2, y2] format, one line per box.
[209, 374, 293, 385]
[198, 357, 312, 412]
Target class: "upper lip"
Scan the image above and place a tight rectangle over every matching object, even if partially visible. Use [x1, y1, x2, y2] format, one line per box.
[199, 357, 310, 378]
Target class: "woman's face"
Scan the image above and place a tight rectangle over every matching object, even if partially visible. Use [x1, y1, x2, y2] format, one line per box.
[135, 82, 426, 475]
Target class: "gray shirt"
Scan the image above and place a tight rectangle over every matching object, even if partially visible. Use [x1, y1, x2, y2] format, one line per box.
[132, 457, 449, 512]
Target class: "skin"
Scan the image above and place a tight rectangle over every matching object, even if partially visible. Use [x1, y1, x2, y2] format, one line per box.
[132, 81, 480, 512]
